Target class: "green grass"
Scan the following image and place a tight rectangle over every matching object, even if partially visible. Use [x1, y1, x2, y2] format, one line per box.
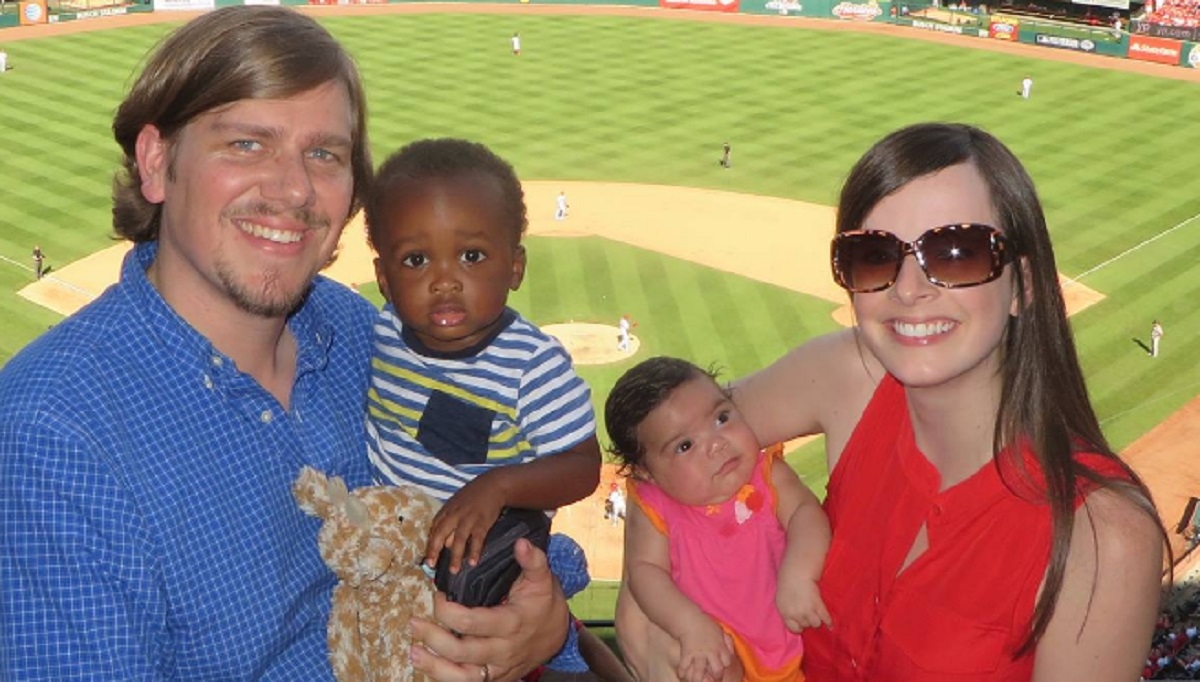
[3, 9, 1200, 615]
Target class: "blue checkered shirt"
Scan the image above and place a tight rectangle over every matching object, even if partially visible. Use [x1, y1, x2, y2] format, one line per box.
[0, 242, 376, 680]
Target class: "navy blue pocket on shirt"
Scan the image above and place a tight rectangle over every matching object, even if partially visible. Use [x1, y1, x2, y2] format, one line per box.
[418, 390, 493, 466]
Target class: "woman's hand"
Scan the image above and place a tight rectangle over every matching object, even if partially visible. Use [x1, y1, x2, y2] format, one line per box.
[410, 538, 568, 682]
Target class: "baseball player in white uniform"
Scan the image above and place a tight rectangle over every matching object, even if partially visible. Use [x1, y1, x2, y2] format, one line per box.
[511, 32, 521, 56]
[1021, 76, 1033, 99]
[617, 315, 633, 352]
[555, 191, 569, 221]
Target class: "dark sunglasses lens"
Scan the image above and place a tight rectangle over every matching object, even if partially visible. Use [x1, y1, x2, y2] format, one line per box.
[920, 226, 999, 286]
[838, 233, 902, 292]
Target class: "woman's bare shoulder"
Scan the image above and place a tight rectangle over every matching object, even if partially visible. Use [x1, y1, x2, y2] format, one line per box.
[733, 328, 880, 448]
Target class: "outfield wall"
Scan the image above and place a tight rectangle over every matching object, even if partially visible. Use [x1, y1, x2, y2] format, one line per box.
[4, 0, 1199, 69]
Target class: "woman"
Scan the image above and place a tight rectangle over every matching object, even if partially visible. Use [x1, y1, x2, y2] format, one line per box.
[615, 122, 1165, 681]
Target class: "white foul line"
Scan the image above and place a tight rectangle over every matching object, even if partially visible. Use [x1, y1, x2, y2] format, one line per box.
[0, 253, 98, 299]
[1064, 211, 1200, 285]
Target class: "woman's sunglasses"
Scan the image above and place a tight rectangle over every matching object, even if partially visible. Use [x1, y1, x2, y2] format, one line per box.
[831, 223, 1013, 294]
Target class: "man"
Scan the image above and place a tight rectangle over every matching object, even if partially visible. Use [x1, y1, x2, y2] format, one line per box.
[616, 314, 635, 352]
[1151, 319, 1164, 357]
[31, 244, 44, 279]
[1021, 75, 1033, 99]
[556, 190, 570, 220]
[0, 7, 565, 680]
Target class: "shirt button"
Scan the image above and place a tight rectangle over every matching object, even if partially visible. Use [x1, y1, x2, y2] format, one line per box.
[260, 410, 273, 423]
[210, 356, 223, 367]
[850, 658, 858, 669]
[203, 375, 213, 390]
[873, 595, 880, 606]
[932, 504, 944, 516]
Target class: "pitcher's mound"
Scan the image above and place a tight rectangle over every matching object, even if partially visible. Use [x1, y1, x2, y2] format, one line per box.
[543, 323, 639, 365]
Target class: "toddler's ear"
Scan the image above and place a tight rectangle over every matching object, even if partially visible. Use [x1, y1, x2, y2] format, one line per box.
[373, 256, 392, 303]
[509, 245, 527, 291]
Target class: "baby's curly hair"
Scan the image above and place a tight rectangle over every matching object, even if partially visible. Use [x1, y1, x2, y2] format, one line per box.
[604, 356, 722, 477]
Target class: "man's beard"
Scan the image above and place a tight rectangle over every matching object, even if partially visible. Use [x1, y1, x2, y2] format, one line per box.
[217, 262, 312, 318]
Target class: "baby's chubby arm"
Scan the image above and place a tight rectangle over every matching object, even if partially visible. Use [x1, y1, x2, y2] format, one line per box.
[424, 436, 601, 572]
[625, 501, 734, 682]
[771, 454, 833, 632]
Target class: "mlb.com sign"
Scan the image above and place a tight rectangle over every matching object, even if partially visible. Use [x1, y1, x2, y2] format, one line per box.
[1128, 35, 1182, 65]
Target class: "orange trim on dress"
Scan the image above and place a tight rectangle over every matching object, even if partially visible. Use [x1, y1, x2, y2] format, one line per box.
[719, 622, 805, 682]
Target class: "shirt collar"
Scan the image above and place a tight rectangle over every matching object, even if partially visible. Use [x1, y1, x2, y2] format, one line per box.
[122, 241, 334, 383]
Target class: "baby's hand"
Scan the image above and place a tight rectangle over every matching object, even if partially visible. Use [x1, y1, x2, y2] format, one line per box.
[776, 577, 832, 633]
[675, 616, 733, 682]
[424, 479, 506, 574]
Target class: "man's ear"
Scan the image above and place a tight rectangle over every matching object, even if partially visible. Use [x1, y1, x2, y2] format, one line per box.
[1011, 256, 1034, 316]
[135, 124, 169, 205]
[510, 244, 527, 291]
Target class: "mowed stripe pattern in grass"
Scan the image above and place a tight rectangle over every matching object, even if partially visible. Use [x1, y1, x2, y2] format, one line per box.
[1, 13, 1198, 456]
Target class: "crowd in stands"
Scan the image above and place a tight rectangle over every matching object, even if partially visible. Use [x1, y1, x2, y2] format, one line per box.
[1142, 0, 1200, 27]
[1143, 581, 1200, 680]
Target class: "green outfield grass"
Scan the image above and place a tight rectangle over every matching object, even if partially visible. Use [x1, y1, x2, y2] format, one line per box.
[2, 12, 1199, 488]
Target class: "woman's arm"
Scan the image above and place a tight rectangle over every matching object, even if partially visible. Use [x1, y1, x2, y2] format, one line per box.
[1031, 488, 1164, 681]
[771, 458, 832, 632]
[576, 622, 636, 682]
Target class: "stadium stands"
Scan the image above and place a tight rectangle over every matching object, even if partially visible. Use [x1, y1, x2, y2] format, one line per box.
[1143, 0, 1200, 27]
[1144, 581, 1200, 680]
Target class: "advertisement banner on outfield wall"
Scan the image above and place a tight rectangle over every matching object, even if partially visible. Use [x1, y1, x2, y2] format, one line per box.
[989, 18, 1019, 41]
[1188, 42, 1200, 68]
[1128, 34, 1182, 64]
[660, 0, 740, 12]
[1033, 33, 1096, 51]
[831, 1, 881, 21]
[153, 0, 214, 10]
[1132, 19, 1200, 43]
[18, 0, 47, 25]
[738, 0, 805, 15]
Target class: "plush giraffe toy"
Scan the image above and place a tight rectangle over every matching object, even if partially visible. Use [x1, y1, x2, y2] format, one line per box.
[293, 466, 438, 682]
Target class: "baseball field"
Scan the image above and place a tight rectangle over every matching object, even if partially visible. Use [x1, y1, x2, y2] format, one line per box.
[2, 3, 1199, 613]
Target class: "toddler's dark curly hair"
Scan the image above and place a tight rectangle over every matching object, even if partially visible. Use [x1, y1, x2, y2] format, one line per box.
[364, 137, 527, 250]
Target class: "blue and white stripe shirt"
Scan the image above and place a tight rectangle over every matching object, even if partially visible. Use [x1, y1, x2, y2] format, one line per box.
[0, 241, 376, 680]
[367, 306, 595, 502]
